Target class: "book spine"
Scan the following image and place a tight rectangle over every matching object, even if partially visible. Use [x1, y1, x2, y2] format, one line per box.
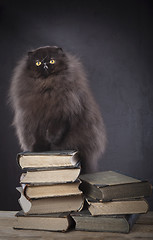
[79, 181, 102, 200]
[16, 151, 32, 169]
[16, 153, 22, 169]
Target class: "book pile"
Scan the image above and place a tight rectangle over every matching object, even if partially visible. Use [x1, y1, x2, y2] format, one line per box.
[14, 151, 84, 232]
[73, 171, 152, 233]
[14, 153, 152, 234]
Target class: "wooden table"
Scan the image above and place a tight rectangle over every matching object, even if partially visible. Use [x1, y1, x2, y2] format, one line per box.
[0, 211, 153, 240]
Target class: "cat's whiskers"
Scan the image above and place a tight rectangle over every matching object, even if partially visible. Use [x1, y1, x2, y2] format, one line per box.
[41, 56, 48, 63]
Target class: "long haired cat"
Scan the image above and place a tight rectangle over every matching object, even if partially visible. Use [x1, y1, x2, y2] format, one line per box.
[9, 46, 106, 173]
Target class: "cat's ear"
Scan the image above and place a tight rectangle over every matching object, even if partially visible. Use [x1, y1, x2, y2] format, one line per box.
[57, 47, 63, 53]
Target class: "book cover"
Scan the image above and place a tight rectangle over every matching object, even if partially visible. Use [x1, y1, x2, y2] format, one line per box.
[17, 150, 79, 170]
[23, 181, 82, 199]
[86, 198, 149, 215]
[71, 210, 139, 233]
[79, 171, 152, 201]
[20, 168, 81, 185]
[17, 187, 84, 215]
[14, 211, 75, 232]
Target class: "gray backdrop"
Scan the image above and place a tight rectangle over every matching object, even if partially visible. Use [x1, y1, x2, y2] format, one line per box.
[0, 0, 153, 210]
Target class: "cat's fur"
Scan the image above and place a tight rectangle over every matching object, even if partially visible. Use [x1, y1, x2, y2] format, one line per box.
[9, 46, 106, 173]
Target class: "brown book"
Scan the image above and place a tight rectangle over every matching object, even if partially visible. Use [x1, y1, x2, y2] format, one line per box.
[23, 181, 81, 199]
[17, 187, 84, 215]
[14, 211, 75, 232]
[17, 150, 79, 170]
[20, 168, 81, 185]
[71, 210, 139, 233]
[79, 171, 152, 201]
[87, 198, 149, 215]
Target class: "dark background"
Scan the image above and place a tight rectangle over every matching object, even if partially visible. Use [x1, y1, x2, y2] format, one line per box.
[0, 0, 153, 210]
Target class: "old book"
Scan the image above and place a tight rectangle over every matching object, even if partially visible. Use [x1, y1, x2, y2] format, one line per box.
[14, 211, 75, 232]
[79, 171, 152, 201]
[17, 187, 84, 214]
[22, 181, 81, 199]
[20, 168, 81, 185]
[71, 210, 139, 233]
[87, 198, 149, 215]
[17, 150, 79, 170]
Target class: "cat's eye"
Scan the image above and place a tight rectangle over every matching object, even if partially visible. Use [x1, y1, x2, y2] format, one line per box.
[36, 61, 41, 66]
[50, 59, 55, 64]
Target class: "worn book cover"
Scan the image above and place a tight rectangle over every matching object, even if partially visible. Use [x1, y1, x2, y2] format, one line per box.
[23, 181, 81, 199]
[17, 150, 79, 170]
[86, 197, 149, 215]
[17, 187, 84, 215]
[71, 210, 139, 233]
[20, 167, 81, 185]
[79, 171, 152, 201]
[14, 211, 75, 232]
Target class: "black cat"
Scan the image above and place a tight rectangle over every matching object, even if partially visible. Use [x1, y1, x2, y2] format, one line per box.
[9, 46, 106, 173]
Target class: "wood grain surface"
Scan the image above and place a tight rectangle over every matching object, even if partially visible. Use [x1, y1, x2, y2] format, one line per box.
[0, 211, 153, 240]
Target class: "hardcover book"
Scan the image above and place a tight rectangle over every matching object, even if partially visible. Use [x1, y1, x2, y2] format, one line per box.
[22, 181, 81, 199]
[20, 168, 81, 185]
[17, 150, 79, 170]
[86, 198, 149, 215]
[71, 210, 139, 233]
[14, 211, 75, 232]
[79, 171, 152, 201]
[17, 187, 84, 215]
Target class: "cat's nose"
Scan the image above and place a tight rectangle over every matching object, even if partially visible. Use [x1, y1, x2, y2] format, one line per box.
[43, 63, 48, 69]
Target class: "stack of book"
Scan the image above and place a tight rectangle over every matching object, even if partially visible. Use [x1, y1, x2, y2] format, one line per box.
[14, 150, 84, 232]
[71, 171, 152, 233]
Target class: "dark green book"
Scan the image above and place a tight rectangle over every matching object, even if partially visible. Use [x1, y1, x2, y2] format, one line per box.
[79, 171, 152, 202]
[71, 210, 139, 233]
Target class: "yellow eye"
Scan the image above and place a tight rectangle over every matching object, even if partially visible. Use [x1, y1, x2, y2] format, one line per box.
[50, 59, 55, 64]
[36, 61, 41, 66]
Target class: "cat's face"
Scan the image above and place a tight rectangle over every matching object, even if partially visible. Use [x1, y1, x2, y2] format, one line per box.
[27, 46, 67, 78]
